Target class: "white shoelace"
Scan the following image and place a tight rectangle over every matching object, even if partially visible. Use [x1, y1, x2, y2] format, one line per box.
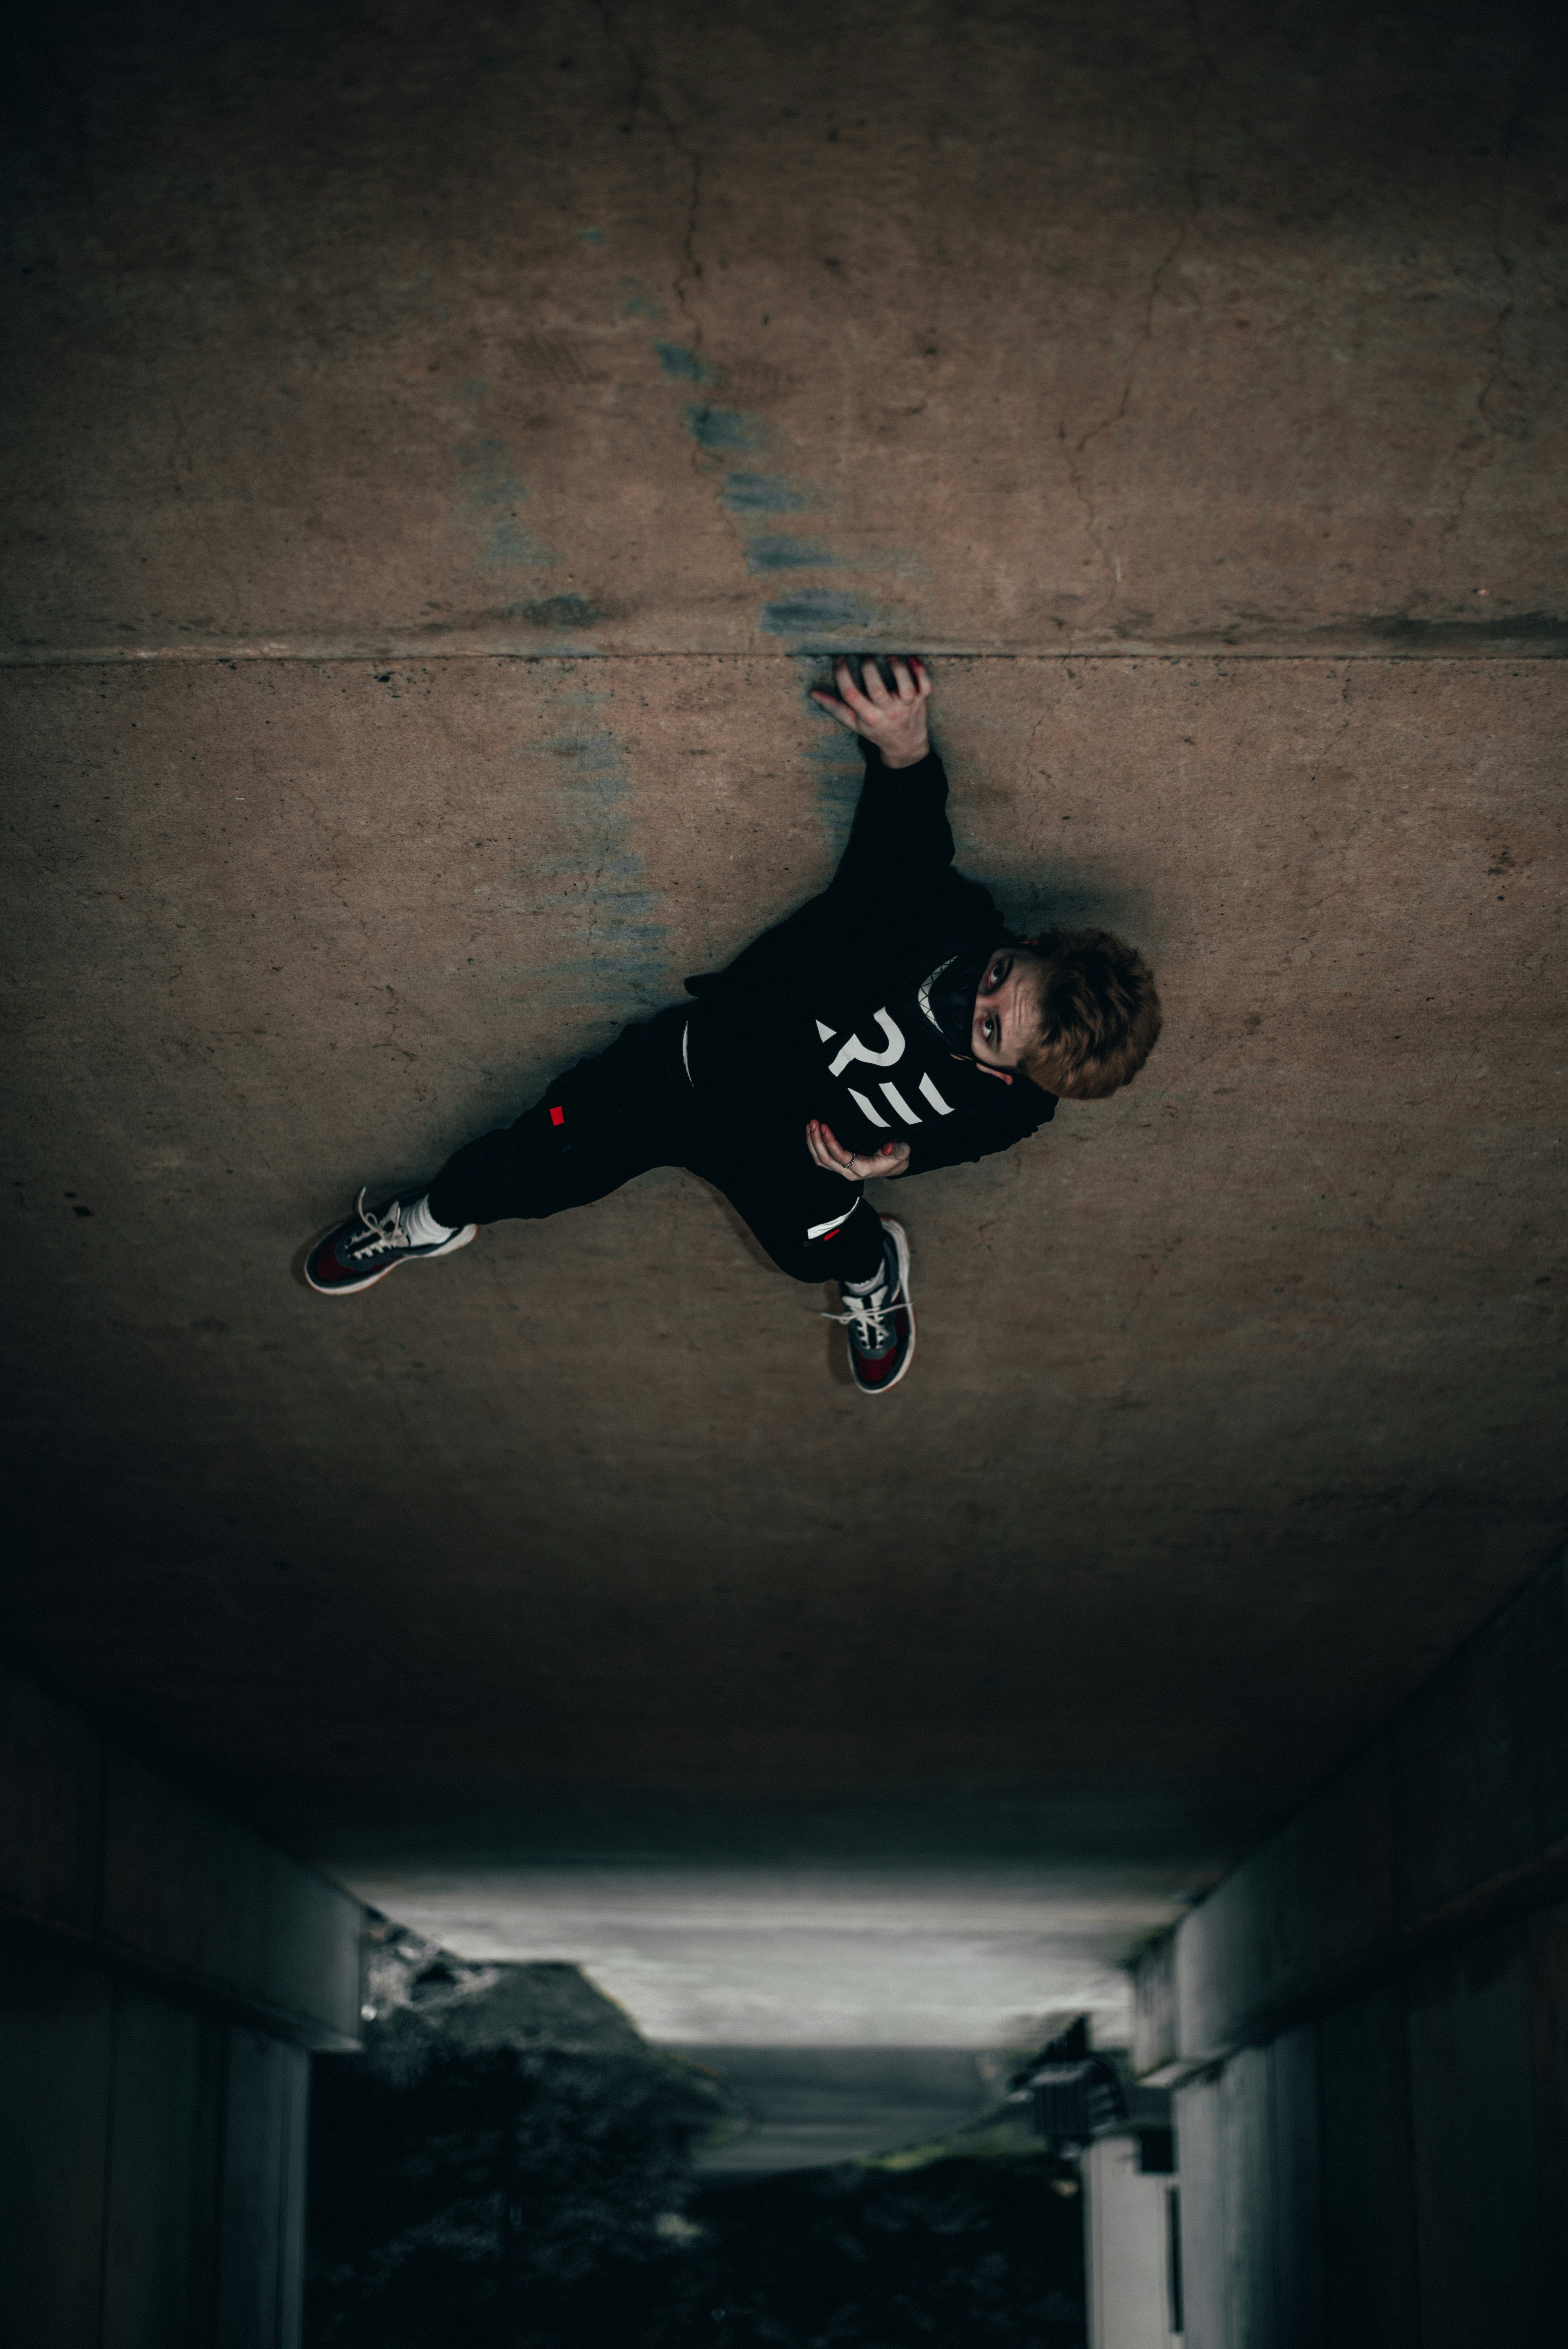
[823, 1282, 898, 1351]
[344, 1189, 411, 1260]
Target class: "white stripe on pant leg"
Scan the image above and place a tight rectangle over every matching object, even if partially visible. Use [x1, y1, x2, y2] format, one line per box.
[806, 1204, 859, 1241]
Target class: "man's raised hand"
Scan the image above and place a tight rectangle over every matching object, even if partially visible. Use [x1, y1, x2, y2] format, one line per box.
[807, 1120, 911, 1182]
[809, 656, 931, 769]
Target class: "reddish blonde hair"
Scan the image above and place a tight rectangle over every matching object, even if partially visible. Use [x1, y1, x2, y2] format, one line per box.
[1020, 929, 1162, 1098]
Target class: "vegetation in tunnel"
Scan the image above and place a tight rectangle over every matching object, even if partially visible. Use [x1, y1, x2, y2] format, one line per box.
[305, 1919, 1085, 2348]
[306, 2033, 727, 2347]
[667, 2156, 1086, 2349]
[309, 2078, 1084, 2349]
[305, 1918, 730, 2347]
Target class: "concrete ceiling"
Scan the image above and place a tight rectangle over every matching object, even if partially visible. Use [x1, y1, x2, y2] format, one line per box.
[3, 0, 1564, 2053]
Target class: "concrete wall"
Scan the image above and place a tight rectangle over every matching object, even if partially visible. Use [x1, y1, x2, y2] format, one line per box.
[1130, 1553, 1568, 2347]
[7, 0, 1564, 664]
[0, 1665, 363, 2349]
[2, 0, 1564, 1903]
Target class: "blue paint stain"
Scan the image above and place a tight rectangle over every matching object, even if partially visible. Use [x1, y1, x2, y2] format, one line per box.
[744, 535, 844, 574]
[503, 592, 606, 634]
[620, 281, 665, 320]
[720, 472, 812, 515]
[760, 588, 878, 638]
[654, 342, 714, 383]
[488, 517, 558, 567]
[457, 439, 523, 509]
[684, 404, 766, 452]
[579, 227, 605, 244]
[802, 736, 865, 861]
[455, 438, 556, 570]
[511, 722, 669, 1013]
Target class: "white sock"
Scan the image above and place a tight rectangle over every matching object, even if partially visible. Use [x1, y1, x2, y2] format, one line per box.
[843, 1262, 885, 1296]
[403, 1193, 455, 1247]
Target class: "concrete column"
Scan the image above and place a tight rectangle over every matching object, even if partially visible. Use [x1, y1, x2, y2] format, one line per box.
[0, 1668, 361, 2349]
[1133, 1555, 1568, 2349]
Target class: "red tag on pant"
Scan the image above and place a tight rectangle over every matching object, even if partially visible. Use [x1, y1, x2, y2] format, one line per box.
[549, 1105, 565, 1126]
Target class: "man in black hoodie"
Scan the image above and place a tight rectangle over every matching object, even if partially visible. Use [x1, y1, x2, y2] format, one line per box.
[305, 658, 1162, 1395]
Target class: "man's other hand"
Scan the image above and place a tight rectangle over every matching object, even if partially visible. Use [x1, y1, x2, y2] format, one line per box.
[807, 1120, 911, 1181]
[810, 655, 931, 768]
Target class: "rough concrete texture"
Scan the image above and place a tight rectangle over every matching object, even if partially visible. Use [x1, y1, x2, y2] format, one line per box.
[3, 0, 1566, 2041]
[5, 0, 1566, 661]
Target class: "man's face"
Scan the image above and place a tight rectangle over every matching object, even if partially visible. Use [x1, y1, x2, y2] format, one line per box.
[969, 945, 1044, 1071]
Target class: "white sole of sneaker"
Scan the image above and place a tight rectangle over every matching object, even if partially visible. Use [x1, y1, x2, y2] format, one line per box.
[856, 1217, 916, 1396]
[304, 1220, 478, 1297]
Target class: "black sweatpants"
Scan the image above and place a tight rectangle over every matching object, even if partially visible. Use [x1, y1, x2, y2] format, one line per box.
[426, 1007, 889, 1287]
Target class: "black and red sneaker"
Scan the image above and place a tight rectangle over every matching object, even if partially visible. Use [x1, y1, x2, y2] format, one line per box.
[304, 1189, 477, 1297]
[825, 1218, 916, 1395]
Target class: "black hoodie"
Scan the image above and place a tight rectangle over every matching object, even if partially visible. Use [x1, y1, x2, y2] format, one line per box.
[681, 740, 1057, 1176]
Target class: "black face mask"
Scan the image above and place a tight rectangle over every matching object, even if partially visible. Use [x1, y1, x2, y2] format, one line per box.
[916, 941, 1008, 1055]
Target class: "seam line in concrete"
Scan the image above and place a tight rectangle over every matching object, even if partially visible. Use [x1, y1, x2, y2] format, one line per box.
[3, 648, 1563, 669]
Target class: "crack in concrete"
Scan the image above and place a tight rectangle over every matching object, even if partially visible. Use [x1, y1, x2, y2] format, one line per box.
[598, 3, 707, 465]
[1306, 669, 1355, 791]
[1444, 95, 1529, 560]
[39, 36, 250, 638]
[116, 276, 249, 634]
[645, 90, 704, 339]
[1059, 0, 1216, 606]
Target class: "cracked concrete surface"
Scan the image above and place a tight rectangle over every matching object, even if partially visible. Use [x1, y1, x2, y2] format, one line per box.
[2, 0, 1565, 2051]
